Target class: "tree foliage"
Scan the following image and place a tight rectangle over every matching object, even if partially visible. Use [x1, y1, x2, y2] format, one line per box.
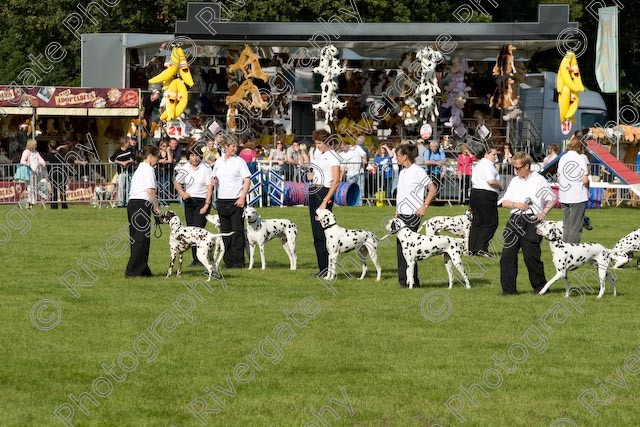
[0, 0, 637, 101]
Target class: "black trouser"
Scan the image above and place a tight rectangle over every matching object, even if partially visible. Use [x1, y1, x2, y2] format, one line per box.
[500, 214, 547, 294]
[126, 199, 153, 277]
[461, 175, 471, 204]
[309, 187, 332, 273]
[184, 197, 210, 261]
[468, 189, 499, 254]
[397, 214, 421, 287]
[217, 199, 245, 267]
[49, 168, 68, 209]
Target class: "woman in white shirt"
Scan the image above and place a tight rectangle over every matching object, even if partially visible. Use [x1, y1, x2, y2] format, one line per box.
[126, 145, 161, 278]
[308, 129, 341, 277]
[174, 144, 214, 266]
[557, 133, 590, 243]
[20, 139, 46, 209]
[394, 143, 438, 287]
[499, 152, 555, 295]
[212, 136, 251, 268]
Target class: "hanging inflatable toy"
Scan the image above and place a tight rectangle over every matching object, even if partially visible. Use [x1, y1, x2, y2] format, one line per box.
[149, 44, 194, 122]
[556, 51, 584, 125]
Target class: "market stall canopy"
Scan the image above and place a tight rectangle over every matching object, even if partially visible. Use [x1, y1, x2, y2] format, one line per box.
[174, 3, 577, 60]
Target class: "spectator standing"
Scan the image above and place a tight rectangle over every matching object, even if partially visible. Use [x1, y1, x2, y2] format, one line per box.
[212, 137, 251, 268]
[125, 145, 161, 278]
[47, 141, 69, 209]
[239, 142, 258, 174]
[174, 147, 214, 266]
[557, 132, 590, 243]
[157, 140, 173, 205]
[285, 140, 304, 181]
[308, 129, 341, 276]
[373, 144, 394, 199]
[110, 137, 136, 207]
[542, 144, 560, 167]
[394, 143, 438, 287]
[424, 140, 446, 188]
[202, 137, 220, 167]
[500, 143, 514, 175]
[268, 140, 287, 174]
[19, 139, 46, 209]
[468, 145, 503, 256]
[340, 141, 367, 206]
[456, 143, 476, 204]
[499, 152, 555, 295]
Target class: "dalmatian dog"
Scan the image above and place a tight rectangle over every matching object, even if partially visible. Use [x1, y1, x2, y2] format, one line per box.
[536, 221, 615, 298]
[160, 211, 233, 281]
[243, 207, 298, 270]
[418, 210, 472, 253]
[610, 228, 640, 269]
[205, 214, 226, 268]
[91, 184, 116, 208]
[315, 209, 381, 281]
[386, 218, 470, 289]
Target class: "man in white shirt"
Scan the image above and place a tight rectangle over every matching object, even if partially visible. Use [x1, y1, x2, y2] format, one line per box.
[468, 145, 503, 256]
[499, 152, 556, 295]
[557, 133, 590, 243]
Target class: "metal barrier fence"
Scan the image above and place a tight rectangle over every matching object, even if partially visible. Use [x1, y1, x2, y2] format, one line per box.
[1, 161, 638, 207]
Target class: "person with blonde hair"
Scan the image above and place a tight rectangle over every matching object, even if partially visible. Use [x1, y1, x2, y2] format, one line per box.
[19, 139, 46, 209]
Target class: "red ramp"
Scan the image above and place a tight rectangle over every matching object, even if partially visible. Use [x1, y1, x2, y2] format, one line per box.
[586, 139, 640, 197]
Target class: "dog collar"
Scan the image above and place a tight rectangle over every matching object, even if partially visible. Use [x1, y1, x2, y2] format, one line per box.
[322, 223, 337, 230]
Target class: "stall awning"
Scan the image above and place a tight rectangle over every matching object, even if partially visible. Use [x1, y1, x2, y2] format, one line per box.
[0, 107, 33, 115]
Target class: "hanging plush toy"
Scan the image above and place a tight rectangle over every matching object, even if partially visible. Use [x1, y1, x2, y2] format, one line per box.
[399, 98, 419, 126]
[149, 45, 194, 122]
[413, 46, 442, 124]
[442, 56, 473, 137]
[225, 45, 270, 131]
[490, 44, 516, 113]
[313, 44, 347, 124]
[556, 51, 584, 124]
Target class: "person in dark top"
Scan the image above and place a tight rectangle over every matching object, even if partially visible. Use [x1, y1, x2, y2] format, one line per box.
[47, 141, 69, 209]
[110, 137, 136, 207]
[142, 89, 161, 130]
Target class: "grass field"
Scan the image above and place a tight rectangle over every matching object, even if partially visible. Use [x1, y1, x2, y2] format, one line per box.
[1, 203, 640, 426]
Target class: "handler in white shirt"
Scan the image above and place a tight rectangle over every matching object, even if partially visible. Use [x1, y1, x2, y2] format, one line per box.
[212, 136, 251, 268]
[394, 143, 438, 288]
[557, 133, 590, 243]
[499, 152, 556, 295]
[468, 145, 503, 256]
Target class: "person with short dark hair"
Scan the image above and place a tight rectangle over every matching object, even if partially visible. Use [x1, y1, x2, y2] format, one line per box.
[110, 137, 136, 207]
[308, 129, 341, 276]
[394, 143, 438, 287]
[468, 145, 503, 256]
[212, 136, 251, 268]
[499, 152, 556, 295]
[174, 145, 214, 266]
[125, 145, 161, 278]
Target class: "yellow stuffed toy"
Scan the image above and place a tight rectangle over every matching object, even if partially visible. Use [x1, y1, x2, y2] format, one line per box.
[556, 51, 584, 124]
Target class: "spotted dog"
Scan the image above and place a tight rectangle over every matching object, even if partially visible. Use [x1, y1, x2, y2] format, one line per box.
[610, 228, 640, 269]
[160, 211, 233, 281]
[418, 210, 472, 253]
[91, 184, 116, 208]
[315, 208, 381, 281]
[536, 221, 615, 298]
[243, 207, 298, 270]
[205, 214, 226, 268]
[386, 218, 470, 289]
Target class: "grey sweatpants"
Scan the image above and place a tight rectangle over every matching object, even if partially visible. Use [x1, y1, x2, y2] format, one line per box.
[561, 201, 586, 243]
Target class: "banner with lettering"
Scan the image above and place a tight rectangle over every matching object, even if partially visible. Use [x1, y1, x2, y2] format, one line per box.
[0, 86, 140, 109]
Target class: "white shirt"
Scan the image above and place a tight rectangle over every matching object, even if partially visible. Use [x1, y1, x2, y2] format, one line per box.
[174, 162, 212, 198]
[129, 162, 156, 201]
[503, 172, 555, 215]
[311, 149, 341, 187]
[396, 164, 433, 215]
[212, 155, 251, 199]
[557, 150, 589, 203]
[341, 145, 366, 177]
[471, 157, 501, 193]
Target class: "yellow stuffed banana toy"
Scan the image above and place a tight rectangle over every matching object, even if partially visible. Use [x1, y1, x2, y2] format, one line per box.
[556, 51, 584, 123]
[150, 45, 193, 122]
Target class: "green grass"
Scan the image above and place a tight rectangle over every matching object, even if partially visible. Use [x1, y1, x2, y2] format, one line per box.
[1, 203, 640, 426]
